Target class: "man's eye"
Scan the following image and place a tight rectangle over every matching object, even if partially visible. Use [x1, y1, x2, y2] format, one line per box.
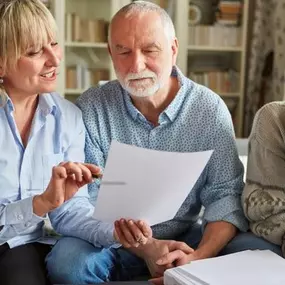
[119, 51, 131, 55]
[144, 50, 157, 53]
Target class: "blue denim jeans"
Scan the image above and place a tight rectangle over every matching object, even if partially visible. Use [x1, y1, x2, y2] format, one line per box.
[46, 225, 282, 284]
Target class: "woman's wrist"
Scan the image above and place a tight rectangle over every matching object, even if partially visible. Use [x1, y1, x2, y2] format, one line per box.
[32, 194, 53, 217]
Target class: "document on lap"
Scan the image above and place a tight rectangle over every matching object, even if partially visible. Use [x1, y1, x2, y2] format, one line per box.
[93, 141, 213, 226]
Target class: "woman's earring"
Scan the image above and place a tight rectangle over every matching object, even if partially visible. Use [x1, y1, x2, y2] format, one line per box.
[0, 78, 3, 84]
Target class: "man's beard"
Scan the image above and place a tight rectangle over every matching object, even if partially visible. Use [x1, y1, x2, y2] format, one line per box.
[117, 70, 160, 98]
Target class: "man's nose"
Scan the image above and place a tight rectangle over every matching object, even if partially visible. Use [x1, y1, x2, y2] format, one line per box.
[130, 52, 146, 73]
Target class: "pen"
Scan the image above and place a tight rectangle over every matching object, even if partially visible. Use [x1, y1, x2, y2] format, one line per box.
[92, 173, 103, 179]
[91, 173, 126, 185]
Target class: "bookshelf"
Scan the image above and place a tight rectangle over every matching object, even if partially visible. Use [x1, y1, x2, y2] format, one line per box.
[49, 0, 129, 101]
[51, 0, 249, 136]
[177, 0, 249, 137]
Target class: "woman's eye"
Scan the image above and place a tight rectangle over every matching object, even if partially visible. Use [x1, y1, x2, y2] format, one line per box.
[51, 42, 58, 46]
[26, 50, 41, 56]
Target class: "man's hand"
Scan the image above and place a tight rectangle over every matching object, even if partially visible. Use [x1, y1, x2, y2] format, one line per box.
[33, 162, 101, 216]
[155, 245, 198, 266]
[114, 219, 152, 248]
[147, 240, 197, 285]
[149, 221, 238, 285]
[130, 238, 194, 279]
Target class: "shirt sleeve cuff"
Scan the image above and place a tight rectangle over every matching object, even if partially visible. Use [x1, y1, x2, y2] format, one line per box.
[95, 221, 121, 248]
[203, 196, 249, 232]
[5, 197, 46, 226]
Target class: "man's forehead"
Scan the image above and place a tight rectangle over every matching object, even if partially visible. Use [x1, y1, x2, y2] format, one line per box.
[113, 41, 162, 50]
[111, 21, 164, 43]
[112, 11, 163, 32]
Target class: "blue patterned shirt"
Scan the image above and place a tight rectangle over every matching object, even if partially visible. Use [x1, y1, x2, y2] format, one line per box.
[0, 93, 115, 248]
[77, 66, 248, 239]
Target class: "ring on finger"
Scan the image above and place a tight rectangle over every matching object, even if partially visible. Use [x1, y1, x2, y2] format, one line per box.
[136, 236, 145, 244]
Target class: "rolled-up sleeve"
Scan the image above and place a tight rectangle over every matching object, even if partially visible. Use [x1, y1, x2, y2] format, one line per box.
[201, 99, 248, 232]
[0, 197, 46, 242]
[49, 196, 116, 248]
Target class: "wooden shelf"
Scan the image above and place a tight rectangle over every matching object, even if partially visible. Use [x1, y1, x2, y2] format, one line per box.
[64, 89, 85, 95]
[220, 92, 240, 98]
[65, 42, 108, 48]
[187, 45, 243, 52]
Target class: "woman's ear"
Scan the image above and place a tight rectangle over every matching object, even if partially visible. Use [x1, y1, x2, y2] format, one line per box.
[0, 62, 4, 77]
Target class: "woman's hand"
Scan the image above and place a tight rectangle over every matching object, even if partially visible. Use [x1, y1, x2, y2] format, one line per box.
[113, 219, 152, 248]
[33, 162, 101, 216]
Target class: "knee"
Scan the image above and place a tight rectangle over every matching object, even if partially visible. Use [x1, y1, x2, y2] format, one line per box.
[46, 237, 115, 283]
[46, 237, 94, 283]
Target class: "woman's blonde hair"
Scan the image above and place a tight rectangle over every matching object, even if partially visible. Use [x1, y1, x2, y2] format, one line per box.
[0, 0, 57, 94]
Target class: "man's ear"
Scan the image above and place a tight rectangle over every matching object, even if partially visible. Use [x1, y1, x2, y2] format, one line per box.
[171, 38, 179, 66]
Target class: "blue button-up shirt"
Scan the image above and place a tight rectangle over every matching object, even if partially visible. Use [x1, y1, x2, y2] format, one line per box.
[0, 93, 115, 248]
[76, 66, 248, 239]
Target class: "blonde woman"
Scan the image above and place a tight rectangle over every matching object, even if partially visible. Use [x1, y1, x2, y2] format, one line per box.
[0, 1, 150, 284]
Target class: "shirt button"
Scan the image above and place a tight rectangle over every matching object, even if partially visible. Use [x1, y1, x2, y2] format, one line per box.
[25, 222, 31, 227]
[44, 109, 50, 116]
[17, 214, 23, 220]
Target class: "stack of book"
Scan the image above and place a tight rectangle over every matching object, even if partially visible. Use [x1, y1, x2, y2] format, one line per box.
[65, 13, 108, 43]
[216, 0, 243, 26]
[164, 250, 285, 285]
[188, 70, 240, 93]
[65, 66, 109, 90]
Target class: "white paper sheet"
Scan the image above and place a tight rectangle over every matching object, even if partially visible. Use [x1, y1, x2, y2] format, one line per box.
[93, 141, 213, 225]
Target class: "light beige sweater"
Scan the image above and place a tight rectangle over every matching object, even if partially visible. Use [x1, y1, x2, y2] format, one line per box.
[242, 102, 285, 256]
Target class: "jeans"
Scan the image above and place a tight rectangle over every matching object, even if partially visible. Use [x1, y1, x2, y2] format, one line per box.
[46, 224, 282, 284]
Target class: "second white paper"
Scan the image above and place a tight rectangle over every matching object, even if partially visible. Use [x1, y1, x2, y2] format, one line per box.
[93, 141, 213, 226]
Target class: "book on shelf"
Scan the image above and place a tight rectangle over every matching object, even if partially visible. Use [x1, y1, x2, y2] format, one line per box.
[219, 1, 242, 9]
[216, 12, 240, 21]
[216, 0, 243, 26]
[188, 70, 240, 93]
[65, 66, 109, 90]
[188, 25, 241, 47]
[66, 13, 108, 43]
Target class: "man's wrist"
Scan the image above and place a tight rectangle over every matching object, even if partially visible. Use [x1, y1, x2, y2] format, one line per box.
[194, 245, 219, 260]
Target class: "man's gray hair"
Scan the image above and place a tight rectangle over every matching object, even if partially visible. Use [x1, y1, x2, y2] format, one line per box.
[108, 1, 176, 42]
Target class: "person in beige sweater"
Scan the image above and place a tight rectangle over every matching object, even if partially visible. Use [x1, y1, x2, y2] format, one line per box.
[242, 101, 285, 257]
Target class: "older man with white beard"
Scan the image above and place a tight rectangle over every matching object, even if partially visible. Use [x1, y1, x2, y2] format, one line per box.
[46, 1, 282, 284]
